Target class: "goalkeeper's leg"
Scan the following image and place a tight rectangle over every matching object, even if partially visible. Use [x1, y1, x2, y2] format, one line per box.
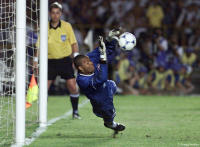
[102, 109, 125, 132]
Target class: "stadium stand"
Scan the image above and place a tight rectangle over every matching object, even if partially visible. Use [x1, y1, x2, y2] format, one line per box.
[49, 0, 200, 95]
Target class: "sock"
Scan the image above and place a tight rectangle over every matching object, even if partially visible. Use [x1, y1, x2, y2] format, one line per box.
[105, 121, 117, 128]
[70, 94, 79, 114]
[112, 121, 117, 128]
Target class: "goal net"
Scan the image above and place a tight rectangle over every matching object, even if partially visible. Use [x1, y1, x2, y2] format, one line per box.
[0, 0, 40, 146]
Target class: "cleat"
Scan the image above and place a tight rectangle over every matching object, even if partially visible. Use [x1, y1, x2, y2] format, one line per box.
[112, 123, 125, 138]
[104, 122, 125, 138]
[104, 123, 125, 131]
[72, 113, 81, 119]
[113, 123, 125, 132]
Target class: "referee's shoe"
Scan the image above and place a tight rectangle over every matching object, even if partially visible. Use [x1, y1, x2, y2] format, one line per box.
[73, 112, 81, 119]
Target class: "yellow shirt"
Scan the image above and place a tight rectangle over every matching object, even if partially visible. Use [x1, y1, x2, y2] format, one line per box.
[151, 70, 165, 90]
[48, 20, 77, 59]
[118, 59, 130, 81]
[147, 5, 164, 27]
[151, 69, 174, 90]
[181, 53, 197, 66]
[36, 20, 77, 59]
[138, 76, 148, 89]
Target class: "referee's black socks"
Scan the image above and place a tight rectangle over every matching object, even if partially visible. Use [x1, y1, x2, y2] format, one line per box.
[70, 94, 79, 114]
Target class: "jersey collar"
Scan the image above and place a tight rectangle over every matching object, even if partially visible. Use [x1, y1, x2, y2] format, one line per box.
[49, 20, 61, 29]
[79, 73, 94, 76]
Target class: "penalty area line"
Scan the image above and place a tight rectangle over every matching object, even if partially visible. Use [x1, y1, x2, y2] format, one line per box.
[11, 99, 89, 147]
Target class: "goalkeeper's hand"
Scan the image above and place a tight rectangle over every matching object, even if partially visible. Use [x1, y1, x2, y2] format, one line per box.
[107, 27, 121, 41]
[98, 36, 107, 61]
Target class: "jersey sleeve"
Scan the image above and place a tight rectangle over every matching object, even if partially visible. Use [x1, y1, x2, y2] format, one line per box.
[87, 47, 100, 65]
[106, 40, 117, 62]
[67, 23, 77, 45]
[89, 63, 108, 89]
[78, 64, 108, 91]
[87, 40, 117, 65]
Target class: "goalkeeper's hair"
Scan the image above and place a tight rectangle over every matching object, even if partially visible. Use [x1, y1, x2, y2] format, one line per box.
[73, 55, 87, 72]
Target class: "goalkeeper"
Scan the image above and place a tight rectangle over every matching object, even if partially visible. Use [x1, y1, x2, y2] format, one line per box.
[74, 30, 125, 133]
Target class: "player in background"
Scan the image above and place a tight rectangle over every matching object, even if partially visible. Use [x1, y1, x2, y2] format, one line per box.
[34, 2, 81, 119]
[74, 30, 125, 136]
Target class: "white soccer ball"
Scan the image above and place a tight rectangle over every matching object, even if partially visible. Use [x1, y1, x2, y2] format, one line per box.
[118, 32, 136, 51]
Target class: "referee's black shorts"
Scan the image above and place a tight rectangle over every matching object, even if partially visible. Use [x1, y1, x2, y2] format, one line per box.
[48, 56, 75, 80]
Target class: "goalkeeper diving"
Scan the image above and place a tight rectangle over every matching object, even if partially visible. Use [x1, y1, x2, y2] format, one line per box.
[74, 29, 125, 133]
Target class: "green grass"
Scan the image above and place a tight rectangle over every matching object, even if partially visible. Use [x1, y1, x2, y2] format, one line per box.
[0, 98, 39, 146]
[26, 95, 200, 147]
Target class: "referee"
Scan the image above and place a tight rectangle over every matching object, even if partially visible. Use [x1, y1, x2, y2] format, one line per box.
[35, 2, 81, 119]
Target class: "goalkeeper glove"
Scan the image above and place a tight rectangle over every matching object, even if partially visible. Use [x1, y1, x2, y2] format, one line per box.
[98, 36, 107, 61]
[107, 27, 121, 41]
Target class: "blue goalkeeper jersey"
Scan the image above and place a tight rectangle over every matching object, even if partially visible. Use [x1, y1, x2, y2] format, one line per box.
[77, 40, 117, 118]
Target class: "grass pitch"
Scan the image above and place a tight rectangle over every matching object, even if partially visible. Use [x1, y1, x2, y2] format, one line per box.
[26, 95, 200, 147]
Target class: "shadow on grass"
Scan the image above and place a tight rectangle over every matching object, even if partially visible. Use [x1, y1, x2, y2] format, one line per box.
[36, 133, 116, 147]
[172, 108, 200, 111]
[39, 133, 113, 139]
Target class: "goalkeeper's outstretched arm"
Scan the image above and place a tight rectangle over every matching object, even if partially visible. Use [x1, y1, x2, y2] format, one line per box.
[78, 37, 108, 90]
[87, 40, 118, 65]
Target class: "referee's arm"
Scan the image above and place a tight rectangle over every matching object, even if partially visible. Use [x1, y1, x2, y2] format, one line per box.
[68, 23, 79, 57]
[71, 43, 79, 57]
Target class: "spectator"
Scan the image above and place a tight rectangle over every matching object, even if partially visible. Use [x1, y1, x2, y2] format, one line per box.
[147, 62, 174, 93]
[153, 28, 168, 52]
[117, 53, 138, 95]
[175, 64, 194, 94]
[134, 67, 149, 94]
[146, 0, 164, 28]
[49, 0, 199, 95]
[181, 48, 197, 75]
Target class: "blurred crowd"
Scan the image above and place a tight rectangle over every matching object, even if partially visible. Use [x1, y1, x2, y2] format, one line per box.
[52, 0, 200, 95]
[1, 0, 199, 95]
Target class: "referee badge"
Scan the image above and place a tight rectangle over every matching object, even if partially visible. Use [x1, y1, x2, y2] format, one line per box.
[61, 35, 66, 41]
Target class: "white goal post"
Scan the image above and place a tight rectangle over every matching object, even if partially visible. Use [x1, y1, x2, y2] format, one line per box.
[39, 0, 48, 128]
[16, 0, 26, 145]
[15, 0, 48, 146]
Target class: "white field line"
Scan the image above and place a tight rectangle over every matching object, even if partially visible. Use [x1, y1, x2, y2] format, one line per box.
[11, 99, 89, 147]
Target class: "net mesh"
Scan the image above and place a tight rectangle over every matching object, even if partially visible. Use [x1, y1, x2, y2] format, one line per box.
[0, 0, 16, 145]
[0, 0, 40, 145]
[25, 0, 39, 127]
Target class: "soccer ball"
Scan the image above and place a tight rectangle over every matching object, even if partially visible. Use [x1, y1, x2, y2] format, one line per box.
[118, 32, 136, 51]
